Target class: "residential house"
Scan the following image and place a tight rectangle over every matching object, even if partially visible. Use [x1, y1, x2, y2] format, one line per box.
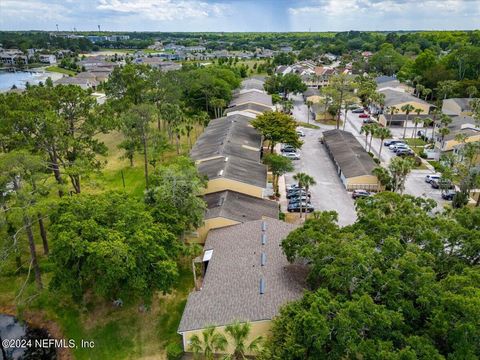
[224, 103, 274, 117]
[189, 190, 279, 243]
[38, 54, 57, 64]
[229, 91, 273, 108]
[322, 129, 380, 191]
[0, 50, 28, 66]
[54, 76, 96, 90]
[435, 115, 480, 152]
[178, 219, 305, 355]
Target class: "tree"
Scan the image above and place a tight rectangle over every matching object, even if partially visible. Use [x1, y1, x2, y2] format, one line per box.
[436, 80, 458, 100]
[264, 194, 480, 359]
[225, 322, 263, 360]
[50, 192, 181, 301]
[251, 111, 302, 153]
[121, 103, 157, 188]
[281, 73, 307, 99]
[466, 85, 478, 98]
[400, 104, 415, 139]
[411, 116, 423, 142]
[327, 74, 355, 129]
[145, 157, 206, 237]
[292, 172, 316, 218]
[374, 127, 392, 160]
[0, 151, 53, 289]
[388, 157, 415, 193]
[306, 100, 313, 124]
[189, 326, 228, 360]
[360, 124, 373, 149]
[209, 98, 227, 119]
[263, 154, 294, 196]
[387, 106, 399, 127]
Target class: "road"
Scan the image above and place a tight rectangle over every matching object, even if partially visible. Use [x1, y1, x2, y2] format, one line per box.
[284, 126, 358, 226]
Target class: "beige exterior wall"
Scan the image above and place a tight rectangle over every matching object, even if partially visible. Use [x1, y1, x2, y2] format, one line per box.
[306, 95, 324, 104]
[187, 217, 240, 244]
[181, 320, 272, 355]
[442, 134, 480, 152]
[395, 101, 430, 114]
[346, 175, 380, 191]
[203, 178, 264, 198]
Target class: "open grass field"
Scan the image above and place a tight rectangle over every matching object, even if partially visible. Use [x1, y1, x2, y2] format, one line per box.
[45, 66, 77, 76]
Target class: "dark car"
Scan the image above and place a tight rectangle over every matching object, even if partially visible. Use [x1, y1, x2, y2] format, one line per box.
[288, 197, 311, 206]
[287, 203, 315, 213]
[286, 189, 311, 197]
[431, 179, 454, 190]
[352, 189, 371, 199]
[441, 190, 456, 200]
[287, 193, 311, 201]
[384, 139, 405, 147]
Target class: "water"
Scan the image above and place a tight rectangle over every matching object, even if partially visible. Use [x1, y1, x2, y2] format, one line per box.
[0, 71, 62, 92]
[0, 314, 56, 360]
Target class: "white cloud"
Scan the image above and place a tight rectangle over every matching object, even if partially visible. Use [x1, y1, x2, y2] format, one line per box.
[0, 0, 70, 22]
[96, 0, 228, 20]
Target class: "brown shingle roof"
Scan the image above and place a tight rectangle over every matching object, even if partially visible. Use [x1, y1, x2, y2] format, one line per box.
[178, 218, 305, 332]
[204, 190, 278, 222]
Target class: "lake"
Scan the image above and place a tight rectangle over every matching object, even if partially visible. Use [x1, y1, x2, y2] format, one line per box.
[0, 70, 63, 92]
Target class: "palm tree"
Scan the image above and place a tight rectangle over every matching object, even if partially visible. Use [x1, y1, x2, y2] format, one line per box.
[375, 127, 392, 161]
[401, 104, 415, 139]
[430, 108, 441, 143]
[422, 87, 432, 101]
[387, 106, 399, 127]
[293, 172, 316, 218]
[190, 326, 228, 360]
[368, 124, 379, 152]
[411, 116, 423, 143]
[306, 100, 313, 124]
[438, 127, 451, 152]
[224, 322, 263, 360]
[466, 85, 478, 99]
[422, 117, 432, 142]
[360, 124, 373, 148]
[389, 157, 414, 194]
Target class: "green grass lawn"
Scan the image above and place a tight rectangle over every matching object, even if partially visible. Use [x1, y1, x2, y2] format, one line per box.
[405, 138, 427, 147]
[45, 66, 77, 76]
[297, 121, 320, 129]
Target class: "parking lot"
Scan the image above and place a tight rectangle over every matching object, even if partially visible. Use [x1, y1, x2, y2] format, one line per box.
[404, 169, 448, 212]
[283, 126, 358, 226]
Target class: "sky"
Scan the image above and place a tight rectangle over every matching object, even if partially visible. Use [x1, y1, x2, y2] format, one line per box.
[1, 0, 479, 32]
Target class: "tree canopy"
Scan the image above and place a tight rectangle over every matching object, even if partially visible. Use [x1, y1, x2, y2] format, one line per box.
[262, 193, 480, 359]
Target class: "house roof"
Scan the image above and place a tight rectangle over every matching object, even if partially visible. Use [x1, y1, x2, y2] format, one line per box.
[375, 75, 397, 84]
[196, 155, 267, 189]
[322, 129, 378, 178]
[240, 78, 265, 91]
[444, 115, 480, 140]
[443, 98, 473, 115]
[224, 103, 273, 115]
[190, 114, 262, 162]
[178, 218, 305, 333]
[380, 89, 430, 108]
[229, 91, 273, 107]
[303, 88, 320, 97]
[204, 190, 278, 222]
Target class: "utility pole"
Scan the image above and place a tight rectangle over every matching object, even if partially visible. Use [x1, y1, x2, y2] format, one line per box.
[98, 24, 101, 32]
[56, 24, 59, 32]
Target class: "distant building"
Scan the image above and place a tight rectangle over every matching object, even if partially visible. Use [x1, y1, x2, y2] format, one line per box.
[0, 50, 28, 66]
[54, 76, 96, 90]
[38, 54, 57, 64]
[185, 45, 206, 52]
[442, 98, 474, 116]
[280, 46, 293, 52]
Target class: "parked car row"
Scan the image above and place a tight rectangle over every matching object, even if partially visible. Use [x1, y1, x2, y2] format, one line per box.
[286, 184, 315, 213]
[388, 141, 415, 157]
[281, 144, 300, 160]
[425, 173, 456, 200]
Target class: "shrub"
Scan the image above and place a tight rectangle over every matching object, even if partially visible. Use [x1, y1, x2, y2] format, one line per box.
[419, 151, 427, 159]
[414, 156, 422, 167]
[373, 158, 380, 164]
[166, 342, 183, 360]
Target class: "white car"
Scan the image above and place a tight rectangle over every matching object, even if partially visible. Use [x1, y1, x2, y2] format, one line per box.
[389, 143, 409, 151]
[425, 174, 441, 183]
[282, 152, 300, 160]
[296, 130, 305, 137]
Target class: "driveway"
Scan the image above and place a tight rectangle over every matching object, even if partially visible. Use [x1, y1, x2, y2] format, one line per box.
[284, 126, 357, 226]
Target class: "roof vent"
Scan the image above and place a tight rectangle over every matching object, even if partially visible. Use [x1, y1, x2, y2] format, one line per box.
[261, 252, 266, 266]
[261, 233, 267, 245]
[224, 157, 229, 162]
[261, 221, 267, 231]
[259, 278, 265, 294]
[218, 169, 224, 176]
